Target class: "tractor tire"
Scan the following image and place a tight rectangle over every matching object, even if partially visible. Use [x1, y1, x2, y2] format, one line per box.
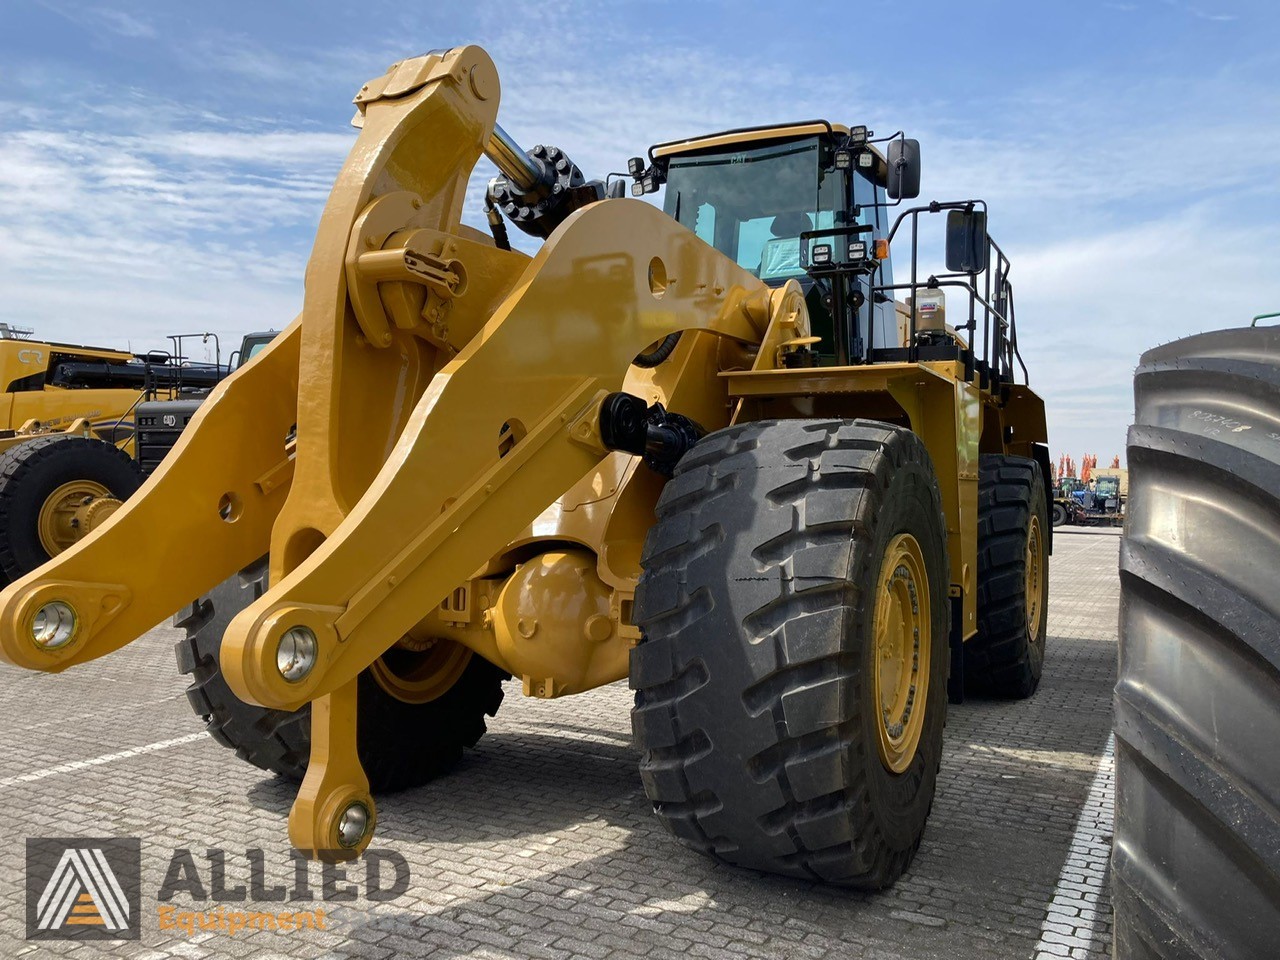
[0, 434, 142, 580]
[1114, 328, 1280, 960]
[964, 455, 1049, 698]
[632, 419, 950, 888]
[175, 558, 507, 790]
[1051, 501, 1068, 528]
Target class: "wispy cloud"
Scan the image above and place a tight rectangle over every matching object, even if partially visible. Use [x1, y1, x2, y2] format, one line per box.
[1161, 0, 1239, 21]
[180, 32, 412, 96]
[36, 1, 157, 39]
[0, 90, 352, 350]
[92, 7, 155, 37]
[1015, 206, 1280, 457]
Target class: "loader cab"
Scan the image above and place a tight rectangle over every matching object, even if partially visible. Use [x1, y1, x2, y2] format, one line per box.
[638, 121, 1024, 389]
[651, 125, 897, 365]
[1093, 474, 1121, 506]
[227, 330, 277, 371]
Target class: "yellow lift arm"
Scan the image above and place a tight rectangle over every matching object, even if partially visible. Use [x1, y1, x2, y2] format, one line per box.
[0, 46, 797, 855]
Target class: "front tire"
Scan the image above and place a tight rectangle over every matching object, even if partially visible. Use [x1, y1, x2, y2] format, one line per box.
[175, 558, 507, 790]
[0, 435, 142, 580]
[632, 419, 950, 888]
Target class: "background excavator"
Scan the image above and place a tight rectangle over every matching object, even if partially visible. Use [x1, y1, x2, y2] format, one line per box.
[0, 46, 1049, 889]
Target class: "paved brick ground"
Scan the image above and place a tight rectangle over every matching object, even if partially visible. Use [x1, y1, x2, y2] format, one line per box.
[0, 529, 1120, 959]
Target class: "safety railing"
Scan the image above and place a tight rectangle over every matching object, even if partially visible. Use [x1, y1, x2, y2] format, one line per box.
[878, 200, 1028, 388]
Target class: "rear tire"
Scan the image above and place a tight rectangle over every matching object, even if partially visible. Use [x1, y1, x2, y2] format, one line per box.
[1051, 501, 1068, 527]
[0, 435, 142, 580]
[1115, 328, 1280, 959]
[964, 455, 1049, 698]
[632, 419, 950, 888]
[175, 558, 507, 790]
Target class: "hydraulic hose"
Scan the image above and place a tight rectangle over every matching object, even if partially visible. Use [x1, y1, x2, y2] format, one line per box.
[632, 333, 682, 368]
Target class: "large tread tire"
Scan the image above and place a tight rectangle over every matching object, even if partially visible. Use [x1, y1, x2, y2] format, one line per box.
[0, 434, 142, 580]
[175, 558, 507, 791]
[632, 419, 950, 888]
[964, 455, 1049, 698]
[1115, 328, 1280, 960]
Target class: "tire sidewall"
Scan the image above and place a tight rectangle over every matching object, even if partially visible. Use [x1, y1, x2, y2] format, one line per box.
[1026, 473, 1050, 675]
[0, 438, 142, 578]
[854, 459, 950, 848]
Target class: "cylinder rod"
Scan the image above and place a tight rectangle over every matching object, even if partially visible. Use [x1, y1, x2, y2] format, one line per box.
[485, 124, 544, 192]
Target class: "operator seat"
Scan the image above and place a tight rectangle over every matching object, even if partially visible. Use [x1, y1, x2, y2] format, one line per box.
[759, 211, 813, 281]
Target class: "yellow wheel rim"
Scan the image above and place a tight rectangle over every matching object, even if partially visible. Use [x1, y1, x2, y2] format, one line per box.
[1025, 514, 1045, 643]
[37, 480, 113, 557]
[369, 637, 473, 704]
[872, 533, 931, 774]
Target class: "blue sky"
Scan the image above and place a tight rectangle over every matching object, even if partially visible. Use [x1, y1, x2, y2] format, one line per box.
[2, 0, 1278, 462]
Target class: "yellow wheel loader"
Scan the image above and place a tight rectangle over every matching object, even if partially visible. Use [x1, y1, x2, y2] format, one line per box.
[0, 330, 224, 580]
[0, 46, 1050, 888]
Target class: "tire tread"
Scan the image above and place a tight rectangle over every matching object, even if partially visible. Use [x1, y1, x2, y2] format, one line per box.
[1116, 329, 1280, 959]
[633, 418, 949, 888]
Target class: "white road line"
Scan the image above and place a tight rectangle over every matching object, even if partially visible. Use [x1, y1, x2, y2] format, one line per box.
[0, 732, 209, 790]
[1033, 733, 1115, 959]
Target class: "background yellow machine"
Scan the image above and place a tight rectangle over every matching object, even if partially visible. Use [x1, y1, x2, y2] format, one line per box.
[0, 46, 1049, 889]
[0, 328, 224, 581]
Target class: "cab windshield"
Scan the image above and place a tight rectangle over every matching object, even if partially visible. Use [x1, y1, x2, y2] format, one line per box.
[661, 137, 844, 282]
[234, 335, 274, 370]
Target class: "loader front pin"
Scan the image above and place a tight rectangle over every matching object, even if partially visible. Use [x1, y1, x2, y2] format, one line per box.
[32, 601, 77, 650]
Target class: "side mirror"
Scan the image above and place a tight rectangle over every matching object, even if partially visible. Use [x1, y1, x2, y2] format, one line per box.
[946, 209, 989, 273]
[886, 138, 921, 199]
